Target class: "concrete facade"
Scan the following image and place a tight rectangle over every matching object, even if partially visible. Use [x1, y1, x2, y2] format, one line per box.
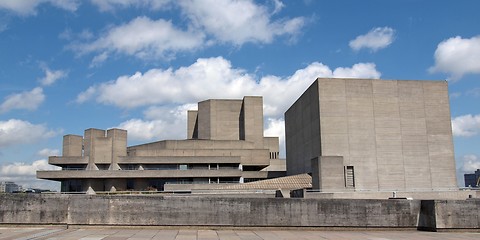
[37, 96, 285, 192]
[285, 78, 457, 192]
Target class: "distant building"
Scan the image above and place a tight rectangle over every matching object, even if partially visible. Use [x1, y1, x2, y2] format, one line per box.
[0, 181, 21, 193]
[285, 78, 457, 192]
[464, 169, 480, 187]
[37, 96, 286, 192]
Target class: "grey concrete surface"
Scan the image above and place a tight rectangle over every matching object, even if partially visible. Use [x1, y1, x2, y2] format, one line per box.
[0, 227, 479, 240]
[1, 194, 423, 228]
[285, 78, 457, 192]
[3, 194, 478, 230]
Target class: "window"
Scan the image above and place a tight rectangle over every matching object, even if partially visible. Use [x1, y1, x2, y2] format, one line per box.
[345, 166, 355, 188]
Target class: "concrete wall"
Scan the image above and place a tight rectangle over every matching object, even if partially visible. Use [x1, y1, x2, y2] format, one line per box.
[241, 96, 264, 148]
[285, 80, 321, 175]
[1, 194, 478, 230]
[311, 156, 345, 191]
[418, 199, 480, 231]
[198, 99, 243, 141]
[305, 190, 479, 200]
[285, 78, 457, 192]
[0, 194, 418, 228]
[63, 135, 83, 157]
[187, 110, 198, 139]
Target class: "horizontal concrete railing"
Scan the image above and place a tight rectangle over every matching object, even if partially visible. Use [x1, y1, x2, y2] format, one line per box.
[0, 194, 478, 231]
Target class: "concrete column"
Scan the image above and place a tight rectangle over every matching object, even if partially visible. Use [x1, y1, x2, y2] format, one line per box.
[107, 128, 127, 170]
[84, 128, 106, 166]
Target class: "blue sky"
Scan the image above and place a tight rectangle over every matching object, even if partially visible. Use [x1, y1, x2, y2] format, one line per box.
[1, 0, 479, 190]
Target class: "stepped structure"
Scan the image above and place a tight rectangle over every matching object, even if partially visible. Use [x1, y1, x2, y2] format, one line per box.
[285, 78, 457, 192]
[37, 96, 286, 192]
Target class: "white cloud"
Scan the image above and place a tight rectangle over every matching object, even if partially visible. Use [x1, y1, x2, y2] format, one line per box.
[81, 57, 379, 143]
[0, 159, 58, 176]
[39, 68, 68, 86]
[77, 57, 381, 119]
[37, 148, 60, 157]
[459, 154, 480, 173]
[117, 119, 164, 141]
[0, 119, 58, 148]
[48, 0, 79, 12]
[264, 117, 285, 157]
[90, 52, 109, 68]
[0, 87, 45, 113]
[349, 27, 395, 52]
[332, 63, 381, 79]
[76, 86, 97, 103]
[0, 0, 79, 16]
[452, 114, 480, 137]
[90, 0, 170, 12]
[0, 159, 60, 190]
[70, 1, 306, 61]
[272, 0, 285, 15]
[430, 36, 480, 80]
[178, 0, 305, 45]
[117, 103, 196, 141]
[72, 16, 205, 60]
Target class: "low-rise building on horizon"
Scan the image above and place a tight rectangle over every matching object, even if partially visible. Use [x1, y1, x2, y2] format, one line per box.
[464, 169, 480, 187]
[0, 181, 21, 193]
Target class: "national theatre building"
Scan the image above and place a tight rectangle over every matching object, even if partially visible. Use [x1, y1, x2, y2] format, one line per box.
[37, 96, 286, 192]
[38, 78, 459, 196]
[285, 78, 457, 192]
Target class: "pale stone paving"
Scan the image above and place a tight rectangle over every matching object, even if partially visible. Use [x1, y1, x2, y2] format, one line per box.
[0, 227, 479, 240]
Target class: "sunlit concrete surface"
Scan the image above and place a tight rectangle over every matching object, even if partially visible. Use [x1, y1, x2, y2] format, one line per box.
[1, 227, 479, 240]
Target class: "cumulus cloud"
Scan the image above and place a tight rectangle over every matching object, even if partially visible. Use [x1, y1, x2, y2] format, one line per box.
[90, 0, 170, 12]
[37, 148, 60, 157]
[77, 57, 381, 118]
[39, 68, 68, 86]
[0, 159, 60, 190]
[0, 87, 45, 113]
[264, 118, 286, 157]
[72, 16, 205, 60]
[349, 27, 395, 52]
[0, 119, 58, 148]
[430, 36, 480, 80]
[178, 0, 305, 45]
[117, 103, 196, 141]
[71, 1, 305, 62]
[0, 0, 79, 16]
[459, 154, 480, 173]
[451, 114, 480, 137]
[81, 57, 380, 143]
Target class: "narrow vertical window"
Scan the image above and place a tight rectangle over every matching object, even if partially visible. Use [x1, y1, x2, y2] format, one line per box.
[345, 166, 355, 188]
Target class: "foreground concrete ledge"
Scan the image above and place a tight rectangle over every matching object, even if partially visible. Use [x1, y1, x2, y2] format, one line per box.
[1, 194, 479, 231]
[0, 224, 419, 231]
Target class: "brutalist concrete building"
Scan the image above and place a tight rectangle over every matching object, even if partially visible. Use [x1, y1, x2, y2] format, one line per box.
[285, 78, 457, 192]
[37, 96, 285, 192]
